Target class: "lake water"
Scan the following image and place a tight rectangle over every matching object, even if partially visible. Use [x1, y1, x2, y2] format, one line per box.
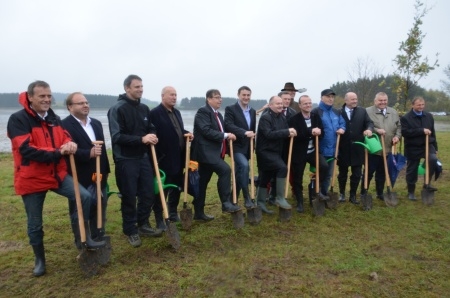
[0, 108, 196, 152]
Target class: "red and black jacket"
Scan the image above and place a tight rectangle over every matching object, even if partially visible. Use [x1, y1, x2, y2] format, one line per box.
[7, 92, 72, 195]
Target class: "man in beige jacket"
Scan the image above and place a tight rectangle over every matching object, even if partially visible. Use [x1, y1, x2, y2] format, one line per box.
[362, 92, 401, 200]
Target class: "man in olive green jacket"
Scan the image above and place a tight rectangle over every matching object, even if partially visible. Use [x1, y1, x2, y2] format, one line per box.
[362, 92, 401, 200]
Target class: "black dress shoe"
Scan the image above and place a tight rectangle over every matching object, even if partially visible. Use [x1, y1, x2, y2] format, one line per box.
[425, 185, 438, 192]
[193, 213, 215, 221]
[349, 195, 360, 205]
[222, 202, 241, 213]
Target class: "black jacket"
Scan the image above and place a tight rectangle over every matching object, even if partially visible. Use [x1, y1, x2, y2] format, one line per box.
[150, 103, 189, 176]
[191, 105, 226, 164]
[256, 109, 290, 171]
[62, 115, 110, 189]
[338, 105, 374, 166]
[107, 94, 156, 161]
[288, 111, 324, 165]
[224, 102, 256, 159]
[401, 109, 437, 160]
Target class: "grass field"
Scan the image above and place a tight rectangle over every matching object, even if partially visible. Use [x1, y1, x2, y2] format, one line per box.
[1, 132, 449, 297]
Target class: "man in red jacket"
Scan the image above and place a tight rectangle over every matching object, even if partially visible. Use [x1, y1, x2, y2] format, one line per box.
[7, 81, 104, 277]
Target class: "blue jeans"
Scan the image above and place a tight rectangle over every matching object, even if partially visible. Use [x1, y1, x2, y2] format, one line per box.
[233, 152, 250, 200]
[22, 175, 92, 246]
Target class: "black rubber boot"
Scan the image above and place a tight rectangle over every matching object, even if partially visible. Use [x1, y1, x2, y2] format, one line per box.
[167, 188, 181, 222]
[244, 197, 256, 209]
[32, 244, 46, 277]
[82, 221, 106, 249]
[71, 222, 82, 250]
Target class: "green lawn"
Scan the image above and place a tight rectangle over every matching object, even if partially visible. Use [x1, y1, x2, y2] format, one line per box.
[1, 132, 449, 297]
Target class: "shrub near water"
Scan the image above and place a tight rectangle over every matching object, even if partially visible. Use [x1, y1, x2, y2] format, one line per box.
[0, 133, 449, 297]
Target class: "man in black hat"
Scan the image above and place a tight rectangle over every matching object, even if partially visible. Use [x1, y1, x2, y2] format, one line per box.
[281, 82, 306, 113]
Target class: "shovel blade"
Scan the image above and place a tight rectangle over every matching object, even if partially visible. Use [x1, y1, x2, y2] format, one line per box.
[180, 207, 193, 230]
[96, 236, 112, 266]
[278, 207, 292, 222]
[361, 194, 373, 211]
[77, 248, 99, 277]
[326, 191, 339, 210]
[246, 207, 262, 225]
[165, 221, 181, 250]
[421, 188, 435, 206]
[312, 194, 325, 216]
[384, 190, 399, 207]
[231, 210, 245, 229]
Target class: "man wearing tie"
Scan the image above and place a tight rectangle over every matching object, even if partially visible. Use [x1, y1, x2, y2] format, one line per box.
[338, 92, 374, 204]
[190, 89, 241, 221]
[362, 92, 401, 200]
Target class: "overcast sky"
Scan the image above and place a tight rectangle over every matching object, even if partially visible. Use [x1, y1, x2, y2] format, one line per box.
[1, 0, 449, 103]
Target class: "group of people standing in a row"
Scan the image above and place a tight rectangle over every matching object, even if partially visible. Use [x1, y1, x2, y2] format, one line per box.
[7, 77, 438, 277]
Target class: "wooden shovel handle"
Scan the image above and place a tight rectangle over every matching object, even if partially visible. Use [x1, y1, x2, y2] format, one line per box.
[92, 141, 104, 229]
[250, 136, 255, 199]
[284, 136, 294, 198]
[183, 135, 190, 204]
[229, 139, 237, 204]
[425, 134, 430, 185]
[69, 154, 86, 243]
[380, 135, 392, 188]
[315, 135, 319, 193]
[331, 134, 340, 188]
[150, 144, 169, 220]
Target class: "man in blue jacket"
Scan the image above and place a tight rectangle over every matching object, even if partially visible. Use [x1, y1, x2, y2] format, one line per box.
[312, 89, 345, 196]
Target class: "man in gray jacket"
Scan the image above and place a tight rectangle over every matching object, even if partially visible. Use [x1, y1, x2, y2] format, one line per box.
[362, 92, 401, 200]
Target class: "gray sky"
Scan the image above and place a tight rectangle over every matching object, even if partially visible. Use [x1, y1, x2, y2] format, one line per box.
[1, 0, 449, 103]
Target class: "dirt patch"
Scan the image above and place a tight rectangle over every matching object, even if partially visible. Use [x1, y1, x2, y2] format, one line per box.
[0, 241, 24, 253]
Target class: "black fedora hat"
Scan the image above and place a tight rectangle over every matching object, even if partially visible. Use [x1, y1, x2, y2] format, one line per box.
[281, 82, 299, 92]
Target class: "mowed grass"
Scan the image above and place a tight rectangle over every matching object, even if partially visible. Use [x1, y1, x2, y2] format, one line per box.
[1, 132, 450, 297]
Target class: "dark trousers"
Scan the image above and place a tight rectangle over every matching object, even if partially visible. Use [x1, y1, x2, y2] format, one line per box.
[406, 145, 437, 186]
[115, 158, 155, 236]
[360, 154, 385, 193]
[291, 152, 329, 198]
[338, 164, 362, 196]
[152, 171, 183, 216]
[196, 160, 231, 212]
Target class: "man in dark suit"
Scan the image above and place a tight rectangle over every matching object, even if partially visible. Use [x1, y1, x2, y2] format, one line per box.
[224, 86, 256, 209]
[62, 92, 110, 247]
[150, 86, 193, 228]
[338, 92, 374, 204]
[190, 89, 241, 221]
[288, 95, 329, 212]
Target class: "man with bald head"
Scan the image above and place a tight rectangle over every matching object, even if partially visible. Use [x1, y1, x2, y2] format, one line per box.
[338, 92, 373, 204]
[150, 86, 193, 228]
[255, 95, 297, 213]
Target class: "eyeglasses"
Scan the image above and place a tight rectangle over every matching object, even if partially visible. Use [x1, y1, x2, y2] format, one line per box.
[71, 102, 89, 106]
[212, 96, 222, 99]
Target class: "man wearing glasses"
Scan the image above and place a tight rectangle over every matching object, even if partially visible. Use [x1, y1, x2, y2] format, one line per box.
[62, 92, 110, 249]
[190, 89, 241, 221]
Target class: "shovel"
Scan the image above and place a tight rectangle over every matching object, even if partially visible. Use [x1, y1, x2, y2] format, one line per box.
[92, 141, 111, 265]
[151, 145, 181, 250]
[361, 149, 373, 211]
[277, 136, 294, 222]
[69, 155, 99, 276]
[312, 135, 326, 216]
[326, 134, 340, 209]
[180, 135, 193, 230]
[381, 136, 398, 207]
[229, 139, 245, 229]
[246, 136, 262, 225]
[421, 134, 435, 206]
